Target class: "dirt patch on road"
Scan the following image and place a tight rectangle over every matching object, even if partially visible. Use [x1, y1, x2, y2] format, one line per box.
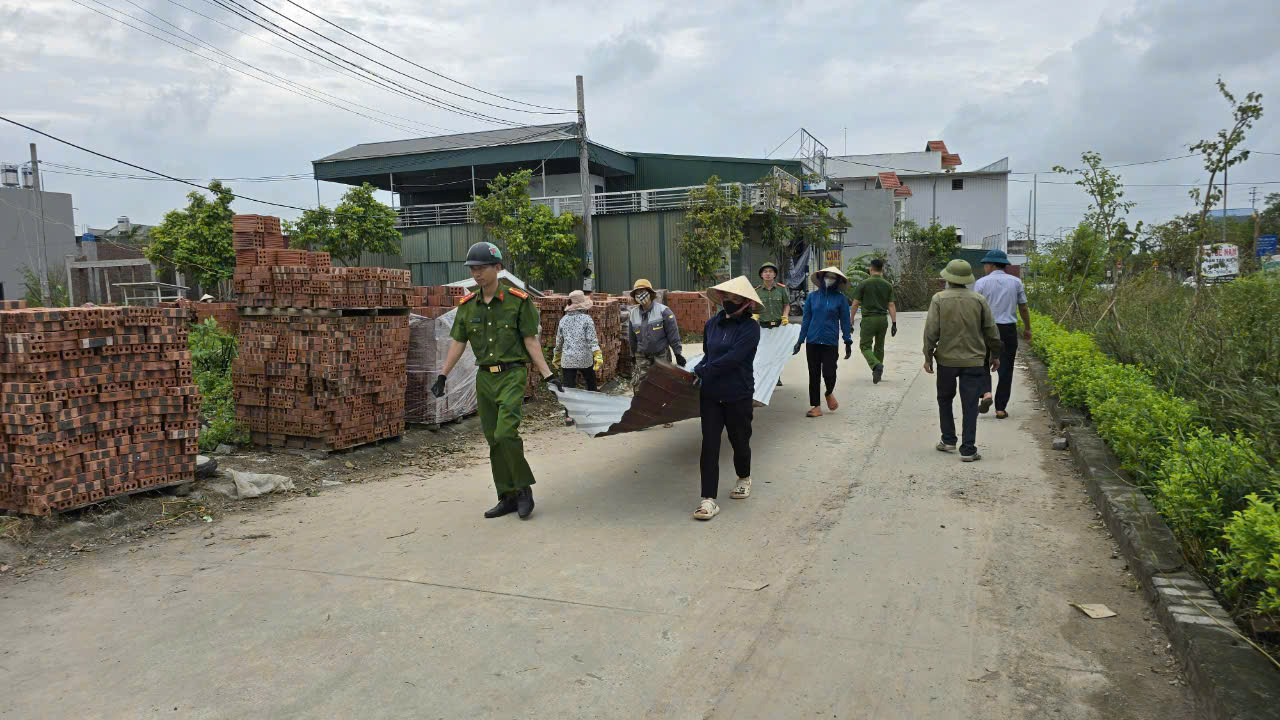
[0, 392, 570, 579]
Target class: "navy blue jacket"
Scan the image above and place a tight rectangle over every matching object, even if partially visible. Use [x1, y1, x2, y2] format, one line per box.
[693, 311, 760, 402]
[799, 287, 852, 347]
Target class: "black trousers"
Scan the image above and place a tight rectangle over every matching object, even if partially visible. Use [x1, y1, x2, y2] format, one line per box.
[938, 365, 985, 456]
[562, 367, 597, 392]
[699, 395, 753, 499]
[982, 324, 1019, 411]
[806, 343, 838, 407]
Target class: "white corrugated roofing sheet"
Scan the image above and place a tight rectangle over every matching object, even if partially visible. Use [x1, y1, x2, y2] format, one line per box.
[553, 325, 801, 437]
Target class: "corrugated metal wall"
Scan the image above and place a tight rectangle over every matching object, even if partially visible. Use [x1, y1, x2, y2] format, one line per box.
[631, 155, 804, 189]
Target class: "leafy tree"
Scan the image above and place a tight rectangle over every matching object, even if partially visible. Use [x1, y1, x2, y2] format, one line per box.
[679, 176, 754, 287]
[1259, 193, 1280, 237]
[21, 265, 69, 307]
[286, 182, 401, 267]
[146, 180, 236, 293]
[897, 220, 960, 266]
[470, 170, 581, 286]
[1188, 79, 1264, 283]
[1053, 151, 1136, 274]
[1027, 223, 1108, 289]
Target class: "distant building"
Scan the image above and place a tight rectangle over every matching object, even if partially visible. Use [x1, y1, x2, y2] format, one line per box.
[0, 179, 76, 302]
[75, 216, 155, 304]
[828, 142, 1013, 261]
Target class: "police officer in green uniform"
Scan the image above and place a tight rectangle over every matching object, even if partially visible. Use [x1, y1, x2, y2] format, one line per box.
[754, 261, 790, 328]
[432, 242, 561, 520]
[755, 261, 790, 386]
[849, 257, 898, 384]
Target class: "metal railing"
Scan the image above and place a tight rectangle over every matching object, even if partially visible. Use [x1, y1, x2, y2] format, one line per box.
[395, 182, 775, 228]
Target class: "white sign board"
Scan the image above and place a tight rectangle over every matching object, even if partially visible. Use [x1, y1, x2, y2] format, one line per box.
[1201, 244, 1239, 280]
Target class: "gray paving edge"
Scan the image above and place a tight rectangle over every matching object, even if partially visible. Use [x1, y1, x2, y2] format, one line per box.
[1025, 355, 1279, 720]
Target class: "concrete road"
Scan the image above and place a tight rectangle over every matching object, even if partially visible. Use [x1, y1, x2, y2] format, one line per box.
[0, 312, 1195, 719]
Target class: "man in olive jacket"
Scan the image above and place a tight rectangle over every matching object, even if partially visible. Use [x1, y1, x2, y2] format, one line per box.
[922, 260, 1002, 462]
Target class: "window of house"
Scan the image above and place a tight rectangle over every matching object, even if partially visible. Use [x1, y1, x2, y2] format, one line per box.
[893, 199, 906, 223]
[951, 178, 964, 191]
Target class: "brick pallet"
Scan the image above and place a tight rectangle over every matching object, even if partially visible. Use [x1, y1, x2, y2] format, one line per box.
[0, 305, 200, 516]
[230, 215, 410, 452]
[663, 291, 712, 334]
[405, 310, 476, 425]
[192, 302, 239, 333]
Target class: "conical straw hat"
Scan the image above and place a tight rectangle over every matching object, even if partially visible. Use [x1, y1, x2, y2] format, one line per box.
[705, 275, 764, 314]
[811, 265, 849, 286]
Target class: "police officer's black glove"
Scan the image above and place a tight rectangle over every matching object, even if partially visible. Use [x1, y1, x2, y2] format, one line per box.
[675, 353, 687, 367]
[844, 341, 853, 360]
[891, 322, 898, 337]
[792, 341, 803, 356]
[430, 374, 447, 398]
[543, 372, 564, 393]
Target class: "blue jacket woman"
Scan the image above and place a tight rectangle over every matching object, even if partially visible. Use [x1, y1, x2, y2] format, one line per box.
[793, 266, 852, 417]
[691, 276, 762, 521]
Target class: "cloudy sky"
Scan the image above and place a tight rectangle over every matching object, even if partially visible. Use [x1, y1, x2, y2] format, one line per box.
[3, 0, 1278, 240]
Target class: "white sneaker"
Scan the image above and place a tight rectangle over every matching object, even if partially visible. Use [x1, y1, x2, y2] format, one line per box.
[730, 477, 752, 499]
[693, 498, 720, 520]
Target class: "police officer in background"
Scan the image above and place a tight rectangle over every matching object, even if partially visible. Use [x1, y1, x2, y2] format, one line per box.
[754, 261, 790, 328]
[433, 242, 561, 520]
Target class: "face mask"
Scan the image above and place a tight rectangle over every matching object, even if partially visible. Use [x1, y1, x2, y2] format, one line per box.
[722, 300, 742, 315]
[636, 291, 651, 304]
[823, 276, 837, 288]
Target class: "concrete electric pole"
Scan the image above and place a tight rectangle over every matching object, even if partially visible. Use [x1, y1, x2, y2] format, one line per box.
[30, 143, 51, 303]
[576, 75, 594, 278]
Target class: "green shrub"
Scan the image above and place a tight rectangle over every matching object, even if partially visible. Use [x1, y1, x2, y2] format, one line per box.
[1084, 364, 1193, 479]
[1155, 429, 1278, 566]
[189, 318, 246, 450]
[1215, 494, 1280, 622]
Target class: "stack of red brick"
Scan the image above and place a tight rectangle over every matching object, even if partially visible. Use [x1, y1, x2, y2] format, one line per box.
[232, 214, 286, 251]
[409, 285, 468, 319]
[663, 291, 712, 334]
[192, 302, 239, 333]
[0, 305, 199, 515]
[0, 300, 27, 310]
[230, 215, 410, 451]
[532, 295, 623, 386]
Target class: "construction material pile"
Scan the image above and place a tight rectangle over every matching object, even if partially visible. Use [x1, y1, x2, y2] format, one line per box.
[230, 215, 410, 451]
[192, 302, 239, 333]
[663, 291, 712, 334]
[409, 285, 468, 319]
[0, 305, 199, 515]
[532, 294, 623, 385]
[405, 310, 477, 425]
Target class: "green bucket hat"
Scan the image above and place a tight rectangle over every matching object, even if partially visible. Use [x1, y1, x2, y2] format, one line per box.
[940, 259, 976, 285]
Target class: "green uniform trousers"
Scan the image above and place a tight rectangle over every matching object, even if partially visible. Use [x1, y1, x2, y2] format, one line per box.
[859, 315, 889, 369]
[476, 366, 536, 498]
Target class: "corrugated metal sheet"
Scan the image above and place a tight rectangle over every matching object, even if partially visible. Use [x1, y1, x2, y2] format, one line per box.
[428, 232, 452, 262]
[630, 154, 804, 190]
[557, 325, 800, 436]
[410, 262, 451, 287]
[400, 227, 431, 264]
[449, 225, 469, 261]
[662, 211, 698, 291]
[596, 215, 630, 294]
[627, 214, 662, 285]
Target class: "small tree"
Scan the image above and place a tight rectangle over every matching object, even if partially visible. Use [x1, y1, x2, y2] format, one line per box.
[470, 170, 581, 286]
[679, 176, 753, 287]
[22, 265, 69, 307]
[287, 182, 401, 267]
[146, 180, 236, 293]
[1188, 79, 1263, 284]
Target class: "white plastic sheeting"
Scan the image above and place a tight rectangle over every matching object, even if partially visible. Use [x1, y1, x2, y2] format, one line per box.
[406, 309, 478, 424]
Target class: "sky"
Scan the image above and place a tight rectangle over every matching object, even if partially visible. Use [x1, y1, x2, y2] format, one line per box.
[2, 0, 1279, 242]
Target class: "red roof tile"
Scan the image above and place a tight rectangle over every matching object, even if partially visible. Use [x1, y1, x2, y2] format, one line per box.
[876, 171, 902, 190]
[926, 140, 949, 154]
[942, 153, 962, 167]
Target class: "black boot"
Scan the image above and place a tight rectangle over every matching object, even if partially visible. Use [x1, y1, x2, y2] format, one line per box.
[872, 364, 883, 384]
[484, 494, 518, 519]
[516, 486, 535, 520]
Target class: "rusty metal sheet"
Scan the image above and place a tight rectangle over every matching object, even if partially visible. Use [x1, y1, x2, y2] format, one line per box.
[554, 325, 801, 437]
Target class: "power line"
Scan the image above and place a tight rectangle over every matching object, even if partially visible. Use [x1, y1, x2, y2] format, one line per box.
[278, 0, 575, 114]
[0, 114, 309, 211]
[210, 0, 525, 126]
[72, 0, 439, 137]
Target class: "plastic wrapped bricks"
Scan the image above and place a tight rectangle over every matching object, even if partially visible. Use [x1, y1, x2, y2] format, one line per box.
[405, 310, 477, 425]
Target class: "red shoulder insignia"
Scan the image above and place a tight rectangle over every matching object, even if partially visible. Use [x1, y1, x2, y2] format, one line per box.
[458, 292, 476, 305]
[509, 288, 529, 299]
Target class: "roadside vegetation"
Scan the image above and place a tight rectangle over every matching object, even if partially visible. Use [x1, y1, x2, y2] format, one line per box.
[189, 317, 245, 451]
[1026, 78, 1278, 634]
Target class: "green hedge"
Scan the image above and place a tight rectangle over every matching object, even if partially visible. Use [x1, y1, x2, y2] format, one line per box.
[1030, 311, 1280, 624]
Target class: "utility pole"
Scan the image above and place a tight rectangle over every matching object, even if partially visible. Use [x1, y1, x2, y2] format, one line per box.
[1032, 173, 1038, 255]
[1222, 165, 1228, 245]
[30, 143, 50, 304]
[1026, 189, 1032, 247]
[1251, 186, 1261, 258]
[576, 75, 594, 275]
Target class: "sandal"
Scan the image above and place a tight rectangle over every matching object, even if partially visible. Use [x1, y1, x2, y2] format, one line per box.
[693, 498, 720, 520]
[995, 410, 1009, 419]
[825, 394, 839, 411]
[730, 477, 751, 499]
[979, 395, 993, 414]
[806, 407, 823, 418]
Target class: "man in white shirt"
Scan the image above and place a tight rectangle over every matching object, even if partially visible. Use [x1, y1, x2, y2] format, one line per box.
[973, 249, 1031, 419]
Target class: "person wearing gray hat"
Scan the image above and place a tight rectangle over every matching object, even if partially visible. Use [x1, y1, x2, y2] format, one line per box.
[923, 260, 1003, 461]
[973, 249, 1030, 419]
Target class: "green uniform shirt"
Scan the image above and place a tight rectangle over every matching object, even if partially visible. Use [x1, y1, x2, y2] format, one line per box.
[756, 283, 789, 323]
[450, 285, 540, 365]
[853, 275, 894, 316]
